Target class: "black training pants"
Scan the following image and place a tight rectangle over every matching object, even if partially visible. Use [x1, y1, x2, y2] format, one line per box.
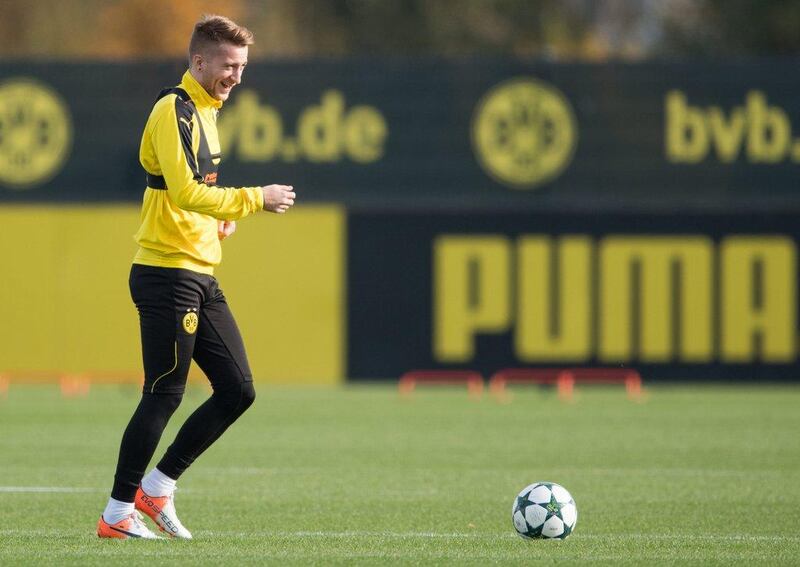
[111, 264, 256, 502]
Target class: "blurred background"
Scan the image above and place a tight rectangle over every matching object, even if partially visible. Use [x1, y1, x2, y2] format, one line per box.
[5, 0, 800, 59]
[2, 0, 800, 386]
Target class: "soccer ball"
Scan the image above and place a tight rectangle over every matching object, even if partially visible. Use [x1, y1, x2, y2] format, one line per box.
[512, 482, 577, 540]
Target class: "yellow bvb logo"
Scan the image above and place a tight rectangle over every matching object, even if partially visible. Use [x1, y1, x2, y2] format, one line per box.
[182, 312, 199, 334]
[472, 78, 577, 189]
[0, 78, 72, 189]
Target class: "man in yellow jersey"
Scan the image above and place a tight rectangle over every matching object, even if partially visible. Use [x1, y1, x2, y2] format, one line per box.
[97, 15, 295, 540]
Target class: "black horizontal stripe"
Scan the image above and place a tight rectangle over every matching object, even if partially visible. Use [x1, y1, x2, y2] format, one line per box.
[109, 525, 141, 538]
[146, 172, 166, 189]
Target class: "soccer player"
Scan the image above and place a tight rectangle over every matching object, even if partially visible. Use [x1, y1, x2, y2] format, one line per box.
[97, 15, 295, 539]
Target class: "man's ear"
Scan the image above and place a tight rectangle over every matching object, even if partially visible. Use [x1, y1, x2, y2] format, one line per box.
[191, 53, 204, 70]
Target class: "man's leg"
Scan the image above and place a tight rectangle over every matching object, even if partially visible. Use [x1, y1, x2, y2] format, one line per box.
[156, 282, 256, 478]
[136, 280, 255, 537]
[109, 393, 183, 502]
[99, 266, 199, 539]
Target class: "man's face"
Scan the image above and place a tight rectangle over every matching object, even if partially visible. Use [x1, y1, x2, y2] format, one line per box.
[195, 43, 248, 102]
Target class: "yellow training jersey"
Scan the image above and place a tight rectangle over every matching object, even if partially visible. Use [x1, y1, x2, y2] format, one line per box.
[134, 71, 263, 274]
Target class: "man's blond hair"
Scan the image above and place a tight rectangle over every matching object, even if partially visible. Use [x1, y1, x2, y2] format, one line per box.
[189, 15, 253, 61]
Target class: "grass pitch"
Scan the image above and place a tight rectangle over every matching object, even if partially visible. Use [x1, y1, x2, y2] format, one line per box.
[0, 383, 799, 565]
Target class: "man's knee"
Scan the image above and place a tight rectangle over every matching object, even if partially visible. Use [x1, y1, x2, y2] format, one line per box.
[240, 381, 256, 410]
[212, 381, 255, 414]
[141, 391, 184, 418]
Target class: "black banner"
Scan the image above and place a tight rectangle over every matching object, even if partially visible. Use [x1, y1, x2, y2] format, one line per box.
[347, 210, 800, 381]
[3, 61, 800, 209]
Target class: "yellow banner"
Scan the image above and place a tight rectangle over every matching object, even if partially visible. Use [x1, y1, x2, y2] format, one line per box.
[0, 205, 344, 385]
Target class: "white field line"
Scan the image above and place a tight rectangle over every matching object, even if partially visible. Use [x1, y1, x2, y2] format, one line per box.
[0, 486, 102, 493]
[210, 532, 800, 543]
[1, 528, 796, 543]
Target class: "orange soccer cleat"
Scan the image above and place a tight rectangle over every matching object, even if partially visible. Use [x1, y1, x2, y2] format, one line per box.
[135, 486, 193, 539]
[97, 511, 161, 539]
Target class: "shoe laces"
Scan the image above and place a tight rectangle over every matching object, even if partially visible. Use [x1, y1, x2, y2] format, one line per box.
[130, 511, 150, 531]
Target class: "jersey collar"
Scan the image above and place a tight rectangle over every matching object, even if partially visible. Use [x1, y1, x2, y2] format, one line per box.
[181, 70, 223, 110]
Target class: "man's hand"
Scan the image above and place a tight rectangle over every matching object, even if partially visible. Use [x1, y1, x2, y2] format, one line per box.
[218, 220, 236, 240]
[261, 184, 296, 213]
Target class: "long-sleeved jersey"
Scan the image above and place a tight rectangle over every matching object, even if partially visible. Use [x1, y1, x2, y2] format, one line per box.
[134, 70, 264, 274]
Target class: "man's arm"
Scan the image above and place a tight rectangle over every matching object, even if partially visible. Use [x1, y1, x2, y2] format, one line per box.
[149, 98, 264, 220]
[218, 182, 296, 240]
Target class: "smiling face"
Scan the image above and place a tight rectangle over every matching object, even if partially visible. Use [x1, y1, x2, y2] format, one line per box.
[192, 42, 248, 102]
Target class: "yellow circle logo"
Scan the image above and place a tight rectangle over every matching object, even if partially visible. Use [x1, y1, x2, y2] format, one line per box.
[0, 78, 72, 189]
[182, 312, 198, 334]
[472, 78, 577, 189]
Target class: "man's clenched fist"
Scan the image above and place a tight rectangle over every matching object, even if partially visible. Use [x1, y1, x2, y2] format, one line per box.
[261, 184, 296, 213]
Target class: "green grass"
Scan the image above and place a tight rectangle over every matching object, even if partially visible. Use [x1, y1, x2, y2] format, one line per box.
[0, 383, 799, 565]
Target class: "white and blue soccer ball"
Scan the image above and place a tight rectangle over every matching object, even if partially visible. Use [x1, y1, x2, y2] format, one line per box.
[512, 482, 578, 540]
